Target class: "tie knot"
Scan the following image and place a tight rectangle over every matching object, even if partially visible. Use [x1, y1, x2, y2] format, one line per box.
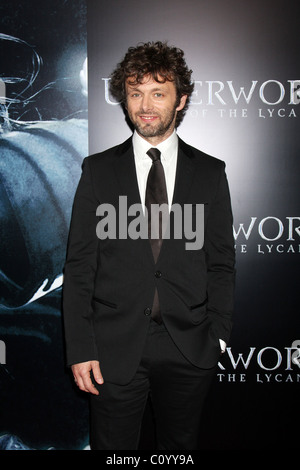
[147, 148, 161, 162]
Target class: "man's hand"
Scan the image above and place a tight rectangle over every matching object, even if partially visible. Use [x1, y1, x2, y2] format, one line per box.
[72, 360, 103, 395]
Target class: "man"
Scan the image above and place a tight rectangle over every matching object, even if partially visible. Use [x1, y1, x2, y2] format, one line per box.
[63, 41, 235, 450]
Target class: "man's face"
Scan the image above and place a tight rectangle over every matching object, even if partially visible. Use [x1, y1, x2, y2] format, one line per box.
[125, 75, 187, 145]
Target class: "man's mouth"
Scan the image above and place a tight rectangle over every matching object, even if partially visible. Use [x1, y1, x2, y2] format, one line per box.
[139, 115, 158, 122]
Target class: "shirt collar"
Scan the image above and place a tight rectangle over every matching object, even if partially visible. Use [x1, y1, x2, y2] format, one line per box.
[132, 130, 178, 163]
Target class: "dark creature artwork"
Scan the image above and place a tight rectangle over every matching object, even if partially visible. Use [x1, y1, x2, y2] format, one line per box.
[0, 1, 90, 450]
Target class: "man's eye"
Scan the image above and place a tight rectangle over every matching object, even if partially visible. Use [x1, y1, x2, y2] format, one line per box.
[154, 93, 163, 97]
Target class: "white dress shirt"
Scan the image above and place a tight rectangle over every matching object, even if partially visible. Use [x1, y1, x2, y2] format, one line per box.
[132, 130, 226, 353]
[132, 130, 178, 209]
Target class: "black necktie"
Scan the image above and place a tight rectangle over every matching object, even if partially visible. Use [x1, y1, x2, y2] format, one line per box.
[145, 148, 168, 324]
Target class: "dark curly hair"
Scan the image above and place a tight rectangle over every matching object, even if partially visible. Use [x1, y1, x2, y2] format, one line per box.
[110, 41, 194, 127]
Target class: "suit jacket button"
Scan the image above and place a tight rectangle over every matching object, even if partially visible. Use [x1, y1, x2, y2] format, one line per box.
[155, 270, 162, 278]
[144, 308, 152, 316]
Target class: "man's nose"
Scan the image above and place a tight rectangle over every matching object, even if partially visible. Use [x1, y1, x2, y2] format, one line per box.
[141, 95, 153, 112]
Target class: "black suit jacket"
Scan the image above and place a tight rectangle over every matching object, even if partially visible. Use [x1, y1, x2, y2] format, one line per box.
[63, 137, 235, 384]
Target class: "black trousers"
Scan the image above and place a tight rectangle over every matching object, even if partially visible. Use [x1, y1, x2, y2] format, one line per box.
[89, 320, 217, 450]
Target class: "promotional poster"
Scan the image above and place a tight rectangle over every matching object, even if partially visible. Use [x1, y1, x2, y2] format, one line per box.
[0, 0, 299, 451]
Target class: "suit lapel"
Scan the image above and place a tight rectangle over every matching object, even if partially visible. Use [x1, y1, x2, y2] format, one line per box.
[158, 138, 196, 262]
[112, 138, 154, 263]
[171, 138, 196, 207]
[112, 137, 141, 207]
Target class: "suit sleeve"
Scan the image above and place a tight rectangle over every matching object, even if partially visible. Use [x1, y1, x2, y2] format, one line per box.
[204, 162, 236, 344]
[63, 157, 99, 366]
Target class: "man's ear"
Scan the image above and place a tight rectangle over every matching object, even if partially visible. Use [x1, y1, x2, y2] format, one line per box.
[176, 94, 187, 112]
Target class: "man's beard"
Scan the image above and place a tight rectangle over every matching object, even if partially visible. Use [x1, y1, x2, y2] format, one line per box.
[130, 105, 177, 139]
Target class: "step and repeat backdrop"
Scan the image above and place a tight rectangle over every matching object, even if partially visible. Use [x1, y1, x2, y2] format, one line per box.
[0, 0, 299, 450]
